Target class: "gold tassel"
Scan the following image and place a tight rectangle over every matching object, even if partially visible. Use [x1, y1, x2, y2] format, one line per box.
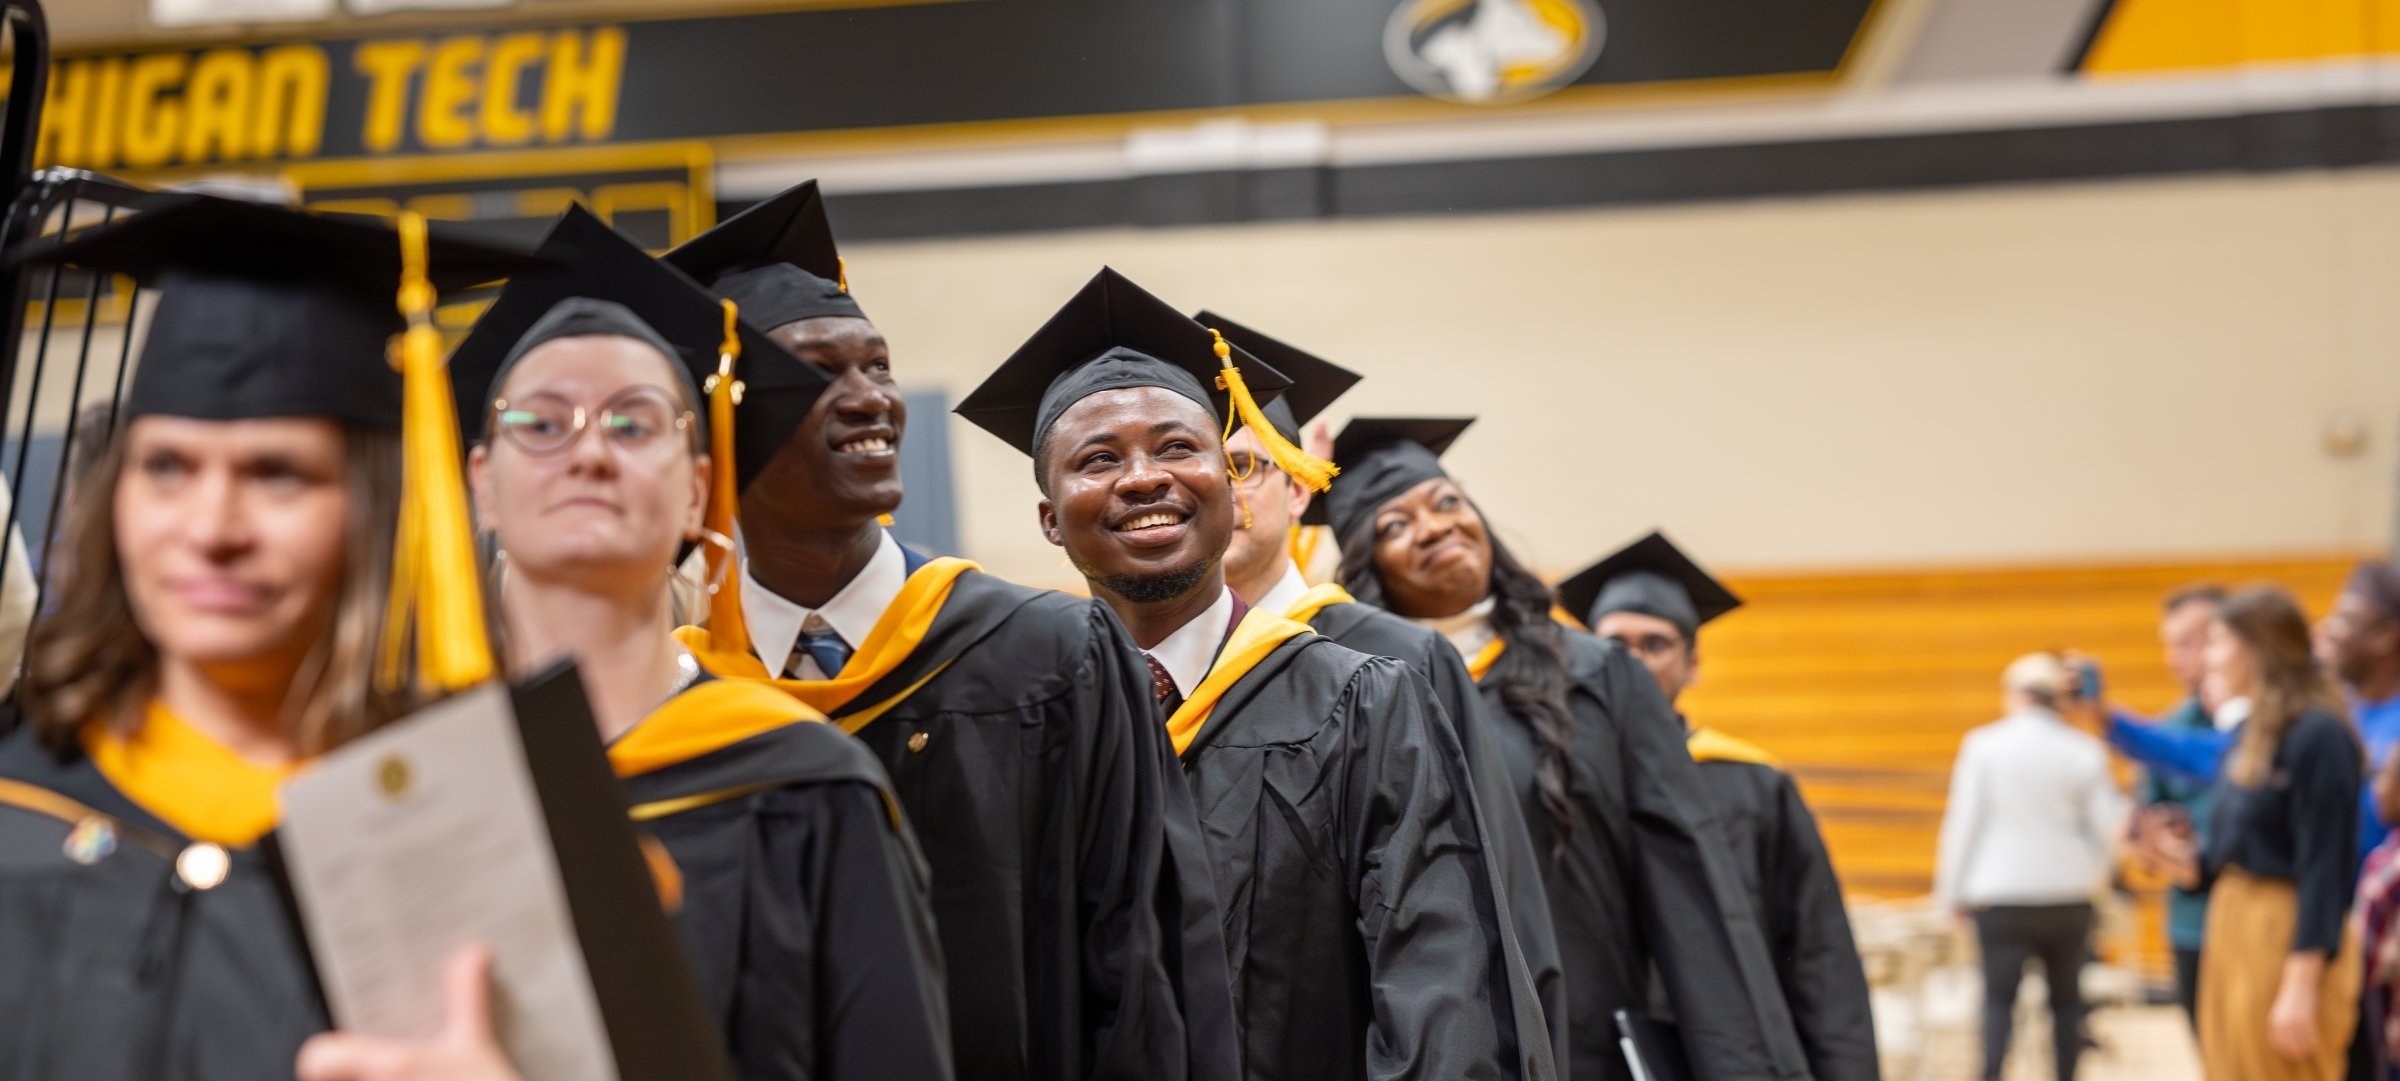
[1208, 328, 1338, 493]
[378, 212, 496, 696]
[877, 513, 895, 527]
[375, 467, 418, 692]
[1287, 523, 1324, 574]
[835, 256, 849, 294]
[702, 299, 754, 659]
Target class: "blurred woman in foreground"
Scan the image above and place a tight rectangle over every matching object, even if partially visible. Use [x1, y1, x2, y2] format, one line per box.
[0, 196, 502, 1080]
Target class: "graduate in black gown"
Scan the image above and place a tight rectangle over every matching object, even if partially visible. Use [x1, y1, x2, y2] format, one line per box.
[662, 183, 1238, 1081]
[0, 195, 539, 1081]
[445, 208, 950, 1081]
[1198, 311, 1568, 1072]
[1324, 418, 1810, 1081]
[1559, 532, 1879, 1081]
[955, 269, 1553, 1081]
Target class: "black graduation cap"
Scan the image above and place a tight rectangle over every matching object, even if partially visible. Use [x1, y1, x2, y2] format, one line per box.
[1556, 530, 1743, 639]
[1193, 311, 1361, 446]
[1309, 416, 1475, 538]
[448, 206, 827, 493]
[954, 267, 1298, 462]
[661, 180, 864, 330]
[488, 298, 690, 399]
[9, 191, 544, 431]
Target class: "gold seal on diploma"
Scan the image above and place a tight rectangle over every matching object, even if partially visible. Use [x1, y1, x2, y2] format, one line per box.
[377, 755, 412, 800]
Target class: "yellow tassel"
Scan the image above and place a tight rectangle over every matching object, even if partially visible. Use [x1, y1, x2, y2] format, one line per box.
[375, 456, 419, 692]
[1208, 328, 1338, 493]
[702, 299, 754, 659]
[379, 212, 496, 696]
[1287, 523, 1325, 576]
[835, 256, 849, 294]
[877, 513, 895, 527]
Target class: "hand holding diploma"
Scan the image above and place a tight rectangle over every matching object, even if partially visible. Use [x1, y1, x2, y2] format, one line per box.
[298, 945, 524, 1081]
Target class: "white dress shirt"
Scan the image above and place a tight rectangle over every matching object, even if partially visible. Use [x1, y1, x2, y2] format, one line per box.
[1255, 563, 1311, 620]
[1411, 595, 1498, 665]
[742, 529, 908, 678]
[1146, 586, 1238, 700]
[1934, 708, 2127, 908]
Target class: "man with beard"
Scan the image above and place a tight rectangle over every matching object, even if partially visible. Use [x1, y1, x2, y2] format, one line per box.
[665, 183, 1238, 1081]
[1198, 311, 1567, 1072]
[957, 269, 1553, 1081]
[1558, 531, 1879, 1081]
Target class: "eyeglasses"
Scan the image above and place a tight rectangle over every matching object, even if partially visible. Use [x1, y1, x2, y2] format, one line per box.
[491, 386, 695, 459]
[1228, 451, 1286, 488]
[1608, 632, 1687, 659]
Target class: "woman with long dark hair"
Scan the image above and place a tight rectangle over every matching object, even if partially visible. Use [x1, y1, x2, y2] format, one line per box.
[1324, 416, 1808, 1081]
[0, 196, 529, 1079]
[2145, 585, 2364, 1080]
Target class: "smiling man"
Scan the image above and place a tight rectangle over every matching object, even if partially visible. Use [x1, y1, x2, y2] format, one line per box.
[958, 269, 1553, 1081]
[665, 184, 1238, 1081]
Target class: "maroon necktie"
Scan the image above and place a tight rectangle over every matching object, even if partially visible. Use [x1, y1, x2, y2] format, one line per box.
[1144, 653, 1175, 705]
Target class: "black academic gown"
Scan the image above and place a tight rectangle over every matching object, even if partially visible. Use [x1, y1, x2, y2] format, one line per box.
[1179, 625, 1543, 1081]
[616, 678, 952, 1081]
[1302, 600, 1569, 1073]
[1686, 734, 1878, 1081]
[0, 727, 326, 1081]
[1479, 631, 1810, 1081]
[702, 570, 1240, 1081]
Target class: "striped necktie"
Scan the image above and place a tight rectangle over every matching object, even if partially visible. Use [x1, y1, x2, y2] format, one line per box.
[788, 615, 853, 679]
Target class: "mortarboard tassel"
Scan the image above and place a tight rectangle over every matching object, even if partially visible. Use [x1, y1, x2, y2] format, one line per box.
[702, 299, 756, 660]
[379, 211, 496, 696]
[1288, 523, 1325, 577]
[1209, 328, 1338, 493]
[836, 256, 850, 293]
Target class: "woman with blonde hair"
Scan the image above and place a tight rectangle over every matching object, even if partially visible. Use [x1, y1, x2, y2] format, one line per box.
[2148, 584, 2366, 1079]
